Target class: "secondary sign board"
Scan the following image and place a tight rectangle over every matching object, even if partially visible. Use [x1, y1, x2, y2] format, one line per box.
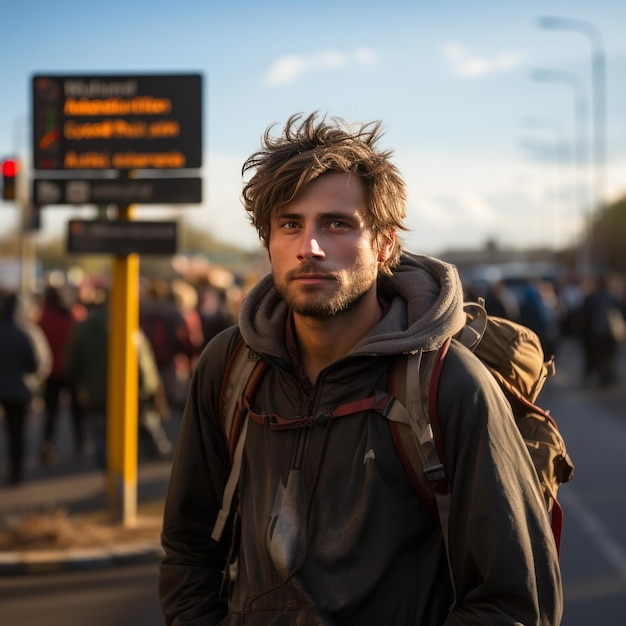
[34, 176, 201, 206]
[67, 219, 177, 255]
[32, 74, 202, 171]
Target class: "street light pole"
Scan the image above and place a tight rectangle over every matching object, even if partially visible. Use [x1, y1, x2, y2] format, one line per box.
[532, 69, 591, 274]
[520, 117, 572, 250]
[538, 16, 607, 270]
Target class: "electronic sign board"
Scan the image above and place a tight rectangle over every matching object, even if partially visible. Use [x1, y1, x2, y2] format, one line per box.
[33, 74, 202, 171]
[67, 219, 177, 255]
[34, 176, 201, 206]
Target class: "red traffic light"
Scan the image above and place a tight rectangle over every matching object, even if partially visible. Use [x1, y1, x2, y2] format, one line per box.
[1, 158, 19, 177]
[2, 158, 19, 200]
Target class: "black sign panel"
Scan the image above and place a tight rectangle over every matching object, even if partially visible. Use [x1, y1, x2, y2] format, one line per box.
[33, 74, 202, 171]
[34, 177, 201, 206]
[67, 219, 177, 255]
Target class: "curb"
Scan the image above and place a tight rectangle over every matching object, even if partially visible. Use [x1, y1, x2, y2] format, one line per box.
[0, 541, 163, 576]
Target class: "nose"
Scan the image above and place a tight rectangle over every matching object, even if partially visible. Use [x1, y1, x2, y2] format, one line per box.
[297, 227, 325, 260]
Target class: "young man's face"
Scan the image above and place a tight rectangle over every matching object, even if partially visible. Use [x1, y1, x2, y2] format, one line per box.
[269, 172, 391, 318]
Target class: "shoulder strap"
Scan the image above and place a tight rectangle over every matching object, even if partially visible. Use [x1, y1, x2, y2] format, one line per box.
[219, 340, 265, 459]
[455, 300, 488, 350]
[211, 417, 249, 541]
[387, 341, 451, 491]
[387, 340, 455, 600]
[212, 340, 267, 542]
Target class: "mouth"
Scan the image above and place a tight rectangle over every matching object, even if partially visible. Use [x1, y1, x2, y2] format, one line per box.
[292, 274, 333, 284]
[294, 271, 329, 278]
[289, 263, 330, 277]
[289, 268, 336, 285]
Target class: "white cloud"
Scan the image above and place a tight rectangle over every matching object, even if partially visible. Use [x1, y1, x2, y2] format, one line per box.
[265, 48, 378, 86]
[458, 192, 497, 223]
[442, 43, 521, 79]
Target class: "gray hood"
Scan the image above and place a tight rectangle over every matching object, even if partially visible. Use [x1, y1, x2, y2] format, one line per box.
[239, 251, 466, 360]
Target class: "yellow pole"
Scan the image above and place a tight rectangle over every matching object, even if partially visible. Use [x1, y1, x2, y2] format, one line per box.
[107, 204, 139, 526]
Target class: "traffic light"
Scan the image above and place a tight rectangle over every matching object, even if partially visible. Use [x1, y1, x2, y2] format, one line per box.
[2, 158, 19, 200]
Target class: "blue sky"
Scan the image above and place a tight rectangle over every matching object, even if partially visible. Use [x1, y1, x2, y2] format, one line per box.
[2, 0, 626, 256]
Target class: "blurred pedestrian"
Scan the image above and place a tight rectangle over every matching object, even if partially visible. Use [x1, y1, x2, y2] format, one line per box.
[137, 331, 173, 459]
[14, 293, 53, 399]
[581, 275, 626, 386]
[36, 285, 84, 464]
[140, 278, 195, 410]
[171, 278, 204, 399]
[197, 282, 235, 348]
[0, 292, 38, 485]
[559, 276, 585, 336]
[65, 284, 172, 468]
[64, 285, 109, 469]
[519, 281, 560, 359]
[484, 279, 521, 321]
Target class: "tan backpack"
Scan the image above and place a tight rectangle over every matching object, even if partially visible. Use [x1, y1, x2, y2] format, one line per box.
[388, 301, 574, 563]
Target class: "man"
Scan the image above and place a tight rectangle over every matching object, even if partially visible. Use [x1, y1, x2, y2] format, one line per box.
[160, 113, 562, 625]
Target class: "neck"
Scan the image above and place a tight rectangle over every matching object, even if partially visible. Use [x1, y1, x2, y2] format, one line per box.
[294, 290, 383, 382]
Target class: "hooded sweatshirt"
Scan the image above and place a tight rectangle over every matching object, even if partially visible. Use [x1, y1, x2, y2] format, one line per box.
[160, 252, 563, 626]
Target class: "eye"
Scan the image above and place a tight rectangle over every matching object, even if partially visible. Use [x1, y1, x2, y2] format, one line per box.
[327, 220, 349, 230]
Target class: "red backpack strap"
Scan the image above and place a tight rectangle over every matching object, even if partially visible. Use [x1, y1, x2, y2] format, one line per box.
[244, 390, 396, 431]
[551, 499, 564, 559]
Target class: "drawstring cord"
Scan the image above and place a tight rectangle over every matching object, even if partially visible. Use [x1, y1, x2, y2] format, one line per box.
[245, 416, 335, 611]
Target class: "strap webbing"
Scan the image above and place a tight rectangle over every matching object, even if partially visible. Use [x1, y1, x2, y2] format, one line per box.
[211, 417, 249, 542]
[220, 343, 262, 457]
[244, 391, 395, 430]
[396, 342, 456, 606]
[211, 343, 262, 541]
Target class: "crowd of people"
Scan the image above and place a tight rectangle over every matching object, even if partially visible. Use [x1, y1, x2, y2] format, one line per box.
[0, 266, 241, 486]
[0, 261, 624, 488]
[467, 270, 626, 386]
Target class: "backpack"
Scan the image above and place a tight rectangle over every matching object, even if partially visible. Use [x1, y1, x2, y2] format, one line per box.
[385, 301, 574, 561]
[210, 300, 574, 564]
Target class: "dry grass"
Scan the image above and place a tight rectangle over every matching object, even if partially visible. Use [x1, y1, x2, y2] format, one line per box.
[0, 506, 162, 552]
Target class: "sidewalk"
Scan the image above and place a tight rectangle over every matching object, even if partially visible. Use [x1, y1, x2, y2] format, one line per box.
[0, 406, 176, 575]
[0, 458, 171, 575]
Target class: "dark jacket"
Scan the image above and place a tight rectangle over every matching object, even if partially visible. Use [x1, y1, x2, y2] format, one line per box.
[160, 253, 563, 625]
[64, 305, 109, 412]
[0, 295, 38, 404]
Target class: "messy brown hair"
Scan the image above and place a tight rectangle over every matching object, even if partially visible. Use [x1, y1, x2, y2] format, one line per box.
[241, 112, 408, 274]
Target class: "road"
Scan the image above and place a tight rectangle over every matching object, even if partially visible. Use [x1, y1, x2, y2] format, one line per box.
[0, 337, 625, 625]
[543, 338, 626, 624]
[0, 562, 162, 625]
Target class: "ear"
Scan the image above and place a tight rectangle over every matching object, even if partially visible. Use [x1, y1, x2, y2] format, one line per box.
[377, 229, 395, 263]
